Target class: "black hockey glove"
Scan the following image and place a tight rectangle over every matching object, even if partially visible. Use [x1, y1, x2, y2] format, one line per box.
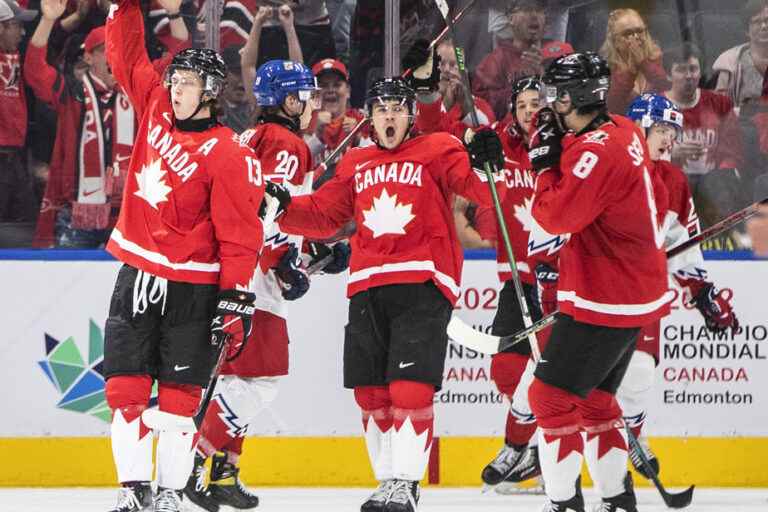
[211, 289, 256, 361]
[528, 107, 566, 172]
[690, 281, 739, 333]
[275, 243, 310, 301]
[258, 181, 291, 220]
[403, 38, 441, 92]
[465, 127, 504, 173]
[308, 241, 351, 274]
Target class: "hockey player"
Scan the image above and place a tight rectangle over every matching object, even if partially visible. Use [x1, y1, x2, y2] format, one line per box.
[102, 1, 265, 511]
[475, 76, 552, 491]
[526, 52, 671, 512]
[619, 93, 738, 478]
[274, 77, 506, 512]
[183, 59, 350, 512]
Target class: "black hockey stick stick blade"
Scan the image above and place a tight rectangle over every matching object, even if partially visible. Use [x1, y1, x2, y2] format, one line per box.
[627, 427, 694, 508]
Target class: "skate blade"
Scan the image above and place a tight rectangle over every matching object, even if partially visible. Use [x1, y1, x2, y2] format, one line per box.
[494, 481, 545, 495]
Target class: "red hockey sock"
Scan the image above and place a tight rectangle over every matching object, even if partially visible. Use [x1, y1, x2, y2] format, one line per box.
[355, 386, 394, 481]
[581, 389, 628, 499]
[105, 375, 154, 484]
[529, 378, 584, 502]
[390, 380, 435, 481]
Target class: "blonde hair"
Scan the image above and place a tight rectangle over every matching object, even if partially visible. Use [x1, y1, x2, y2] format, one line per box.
[600, 8, 662, 72]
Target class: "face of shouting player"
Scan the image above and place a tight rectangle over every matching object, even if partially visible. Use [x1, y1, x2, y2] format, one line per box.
[644, 123, 677, 162]
[169, 69, 208, 120]
[514, 89, 542, 136]
[370, 99, 411, 150]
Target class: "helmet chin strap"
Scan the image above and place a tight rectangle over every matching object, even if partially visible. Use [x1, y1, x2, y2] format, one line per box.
[173, 91, 211, 122]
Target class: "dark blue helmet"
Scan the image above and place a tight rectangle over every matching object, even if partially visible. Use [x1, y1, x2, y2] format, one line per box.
[253, 60, 318, 107]
[626, 93, 684, 133]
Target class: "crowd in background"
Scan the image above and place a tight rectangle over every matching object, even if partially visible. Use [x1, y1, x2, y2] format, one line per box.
[1, 0, 767, 251]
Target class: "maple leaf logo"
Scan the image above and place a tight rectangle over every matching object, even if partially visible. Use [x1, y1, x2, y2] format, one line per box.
[134, 158, 172, 209]
[362, 188, 415, 238]
[513, 197, 570, 256]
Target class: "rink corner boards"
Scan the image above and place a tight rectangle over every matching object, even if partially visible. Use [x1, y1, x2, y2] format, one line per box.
[1, 436, 767, 487]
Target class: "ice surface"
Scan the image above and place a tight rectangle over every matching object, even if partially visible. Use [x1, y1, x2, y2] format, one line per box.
[1, 487, 766, 512]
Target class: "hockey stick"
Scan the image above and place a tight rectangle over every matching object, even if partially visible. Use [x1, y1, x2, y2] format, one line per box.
[312, 0, 478, 187]
[440, 1, 543, 362]
[449, 197, 768, 355]
[142, 197, 284, 433]
[626, 426, 695, 508]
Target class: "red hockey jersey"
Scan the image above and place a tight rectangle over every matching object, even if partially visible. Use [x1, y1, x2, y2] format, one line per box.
[670, 89, 743, 175]
[105, 0, 264, 290]
[473, 122, 551, 285]
[532, 115, 672, 327]
[415, 95, 496, 140]
[238, 121, 313, 317]
[278, 132, 505, 304]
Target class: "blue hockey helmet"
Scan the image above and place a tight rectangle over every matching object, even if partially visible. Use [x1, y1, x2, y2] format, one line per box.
[253, 60, 318, 107]
[626, 93, 684, 133]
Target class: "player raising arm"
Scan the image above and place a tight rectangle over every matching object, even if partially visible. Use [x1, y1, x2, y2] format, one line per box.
[102, 1, 265, 511]
[526, 53, 671, 512]
[274, 77, 505, 512]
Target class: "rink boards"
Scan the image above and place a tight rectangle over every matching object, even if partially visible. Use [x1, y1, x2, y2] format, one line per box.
[0, 251, 766, 487]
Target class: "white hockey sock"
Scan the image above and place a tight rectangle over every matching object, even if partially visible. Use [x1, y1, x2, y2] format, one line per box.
[584, 421, 629, 499]
[362, 407, 393, 481]
[538, 428, 584, 502]
[110, 407, 153, 483]
[616, 351, 654, 437]
[391, 406, 433, 481]
[156, 429, 197, 489]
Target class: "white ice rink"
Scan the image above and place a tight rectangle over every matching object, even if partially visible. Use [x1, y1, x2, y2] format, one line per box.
[1, 487, 766, 512]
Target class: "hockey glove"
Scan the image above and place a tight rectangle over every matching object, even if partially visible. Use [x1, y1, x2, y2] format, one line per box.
[211, 289, 257, 361]
[533, 262, 559, 316]
[528, 107, 566, 172]
[465, 127, 505, 174]
[689, 281, 739, 333]
[403, 38, 441, 92]
[275, 243, 310, 301]
[308, 241, 351, 274]
[258, 181, 291, 221]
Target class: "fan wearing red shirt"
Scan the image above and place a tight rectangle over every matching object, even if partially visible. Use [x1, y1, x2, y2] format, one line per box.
[274, 77, 506, 512]
[0, 0, 38, 222]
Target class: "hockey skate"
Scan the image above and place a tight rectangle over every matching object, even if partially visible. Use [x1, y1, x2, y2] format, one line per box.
[153, 488, 183, 512]
[629, 436, 660, 479]
[183, 454, 220, 512]
[480, 443, 527, 488]
[383, 480, 419, 512]
[593, 473, 638, 512]
[108, 482, 153, 512]
[361, 480, 394, 512]
[495, 445, 545, 495]
[541, 476, 584, 512]
[208, 453, 260, 510]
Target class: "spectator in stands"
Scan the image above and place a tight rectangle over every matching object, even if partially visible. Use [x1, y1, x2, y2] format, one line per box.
[437, 39, 496, 131]
[241, 3, 303, 97]
[220, 0, 334, 67]
[713, 0, 768, 112]
[326, 0, 355, 64]
[305, 58, 364, 165]
[601, 8, 670, 115]
[28, 0, 188, 248]
[0, 0, 38, 223]
[473, 0, 572, 119]
[662, 43, 744, 228]
[488, 0, 597, 45]
[219, 45, 254, 134]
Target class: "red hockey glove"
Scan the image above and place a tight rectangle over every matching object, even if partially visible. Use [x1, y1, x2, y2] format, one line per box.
[211, 289, 256, 360]
[528, 107, 566, 172]
[275, 244, 310, 301]
[686, 280, 739, 333]
[533, 262, 559, 316]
